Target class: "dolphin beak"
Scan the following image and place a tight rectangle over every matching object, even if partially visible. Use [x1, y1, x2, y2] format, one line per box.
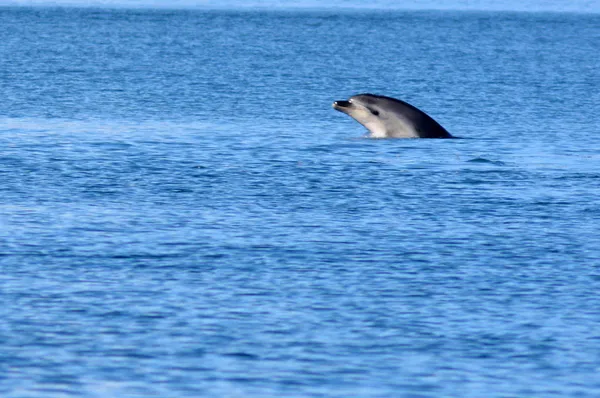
[333, 100, 351, 109]
[333, 100, 352, 114]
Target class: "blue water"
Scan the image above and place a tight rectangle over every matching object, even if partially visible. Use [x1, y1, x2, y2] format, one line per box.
[1, 6, 600, 397]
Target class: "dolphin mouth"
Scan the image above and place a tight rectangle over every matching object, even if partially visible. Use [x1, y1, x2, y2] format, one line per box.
[333, 100, 351, 108]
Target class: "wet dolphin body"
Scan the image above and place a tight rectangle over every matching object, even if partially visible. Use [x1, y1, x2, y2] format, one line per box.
[333, 93, 453, 138]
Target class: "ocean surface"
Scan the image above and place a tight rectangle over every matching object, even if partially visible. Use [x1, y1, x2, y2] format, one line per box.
[1, 6, 600, 397]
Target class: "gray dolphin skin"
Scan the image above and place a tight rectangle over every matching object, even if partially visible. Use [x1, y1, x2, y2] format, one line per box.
[332, 93, 453, 138]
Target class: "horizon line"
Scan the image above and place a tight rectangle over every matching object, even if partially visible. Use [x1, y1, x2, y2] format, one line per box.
[1, 2, 600, 15]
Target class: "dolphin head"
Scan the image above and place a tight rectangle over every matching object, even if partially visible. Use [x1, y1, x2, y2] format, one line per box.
[333, 94, 417, 138]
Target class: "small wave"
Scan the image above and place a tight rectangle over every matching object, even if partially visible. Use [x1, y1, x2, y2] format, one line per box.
[467, 157, 506, 166]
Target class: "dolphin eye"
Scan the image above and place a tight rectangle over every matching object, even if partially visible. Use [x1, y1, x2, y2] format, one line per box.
[369, 108, 380, 116]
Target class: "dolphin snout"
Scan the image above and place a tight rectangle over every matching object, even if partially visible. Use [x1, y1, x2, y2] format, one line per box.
[333, 100, 351, 108]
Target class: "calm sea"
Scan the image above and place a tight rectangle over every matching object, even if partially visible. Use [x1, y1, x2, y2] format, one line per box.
[1, 6, 600, 397]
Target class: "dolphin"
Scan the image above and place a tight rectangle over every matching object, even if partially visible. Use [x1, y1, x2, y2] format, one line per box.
[332, 93, 453, 138]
